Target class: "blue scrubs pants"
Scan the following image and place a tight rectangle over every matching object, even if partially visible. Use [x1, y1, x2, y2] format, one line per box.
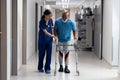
[38, 40, 52, 71]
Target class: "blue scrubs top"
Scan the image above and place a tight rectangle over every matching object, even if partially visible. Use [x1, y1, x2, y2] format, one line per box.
[39, 18, 53, 42]
[54, 18, 76, 42]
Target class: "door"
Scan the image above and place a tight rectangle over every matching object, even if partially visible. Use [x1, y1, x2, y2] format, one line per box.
[93, 0, 103, 59]
[0, 0, 7, 79]
[22, 0, 27, 64]
[12, 0, 17, 75]
[35, 3, 38, 52]
[0, 0, 1, 78]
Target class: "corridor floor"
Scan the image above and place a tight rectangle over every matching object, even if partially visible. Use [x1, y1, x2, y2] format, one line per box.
[11, 43, 120, 80]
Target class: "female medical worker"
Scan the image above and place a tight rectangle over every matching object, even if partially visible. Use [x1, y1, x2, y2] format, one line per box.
[38, 9, 57, 74]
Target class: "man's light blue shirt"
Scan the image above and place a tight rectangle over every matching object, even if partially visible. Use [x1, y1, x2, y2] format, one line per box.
[54, 18, 76, 42]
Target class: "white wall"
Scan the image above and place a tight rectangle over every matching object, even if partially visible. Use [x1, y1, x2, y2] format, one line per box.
[70, 8, 77, 39]
[38, 4, 42, 27]
[103, 0, 112, 64]
[112, 0, 120, 66]
[70, 8, 77, 22]
[26, 0, 36, 60]
[103, 0, 120, 66]
[118, 0, 120, 74]
[17, 0, 23, 70]
[36, 0, 43, 25]
[52, 9, 55, 23]
[17, 0, 37, 69]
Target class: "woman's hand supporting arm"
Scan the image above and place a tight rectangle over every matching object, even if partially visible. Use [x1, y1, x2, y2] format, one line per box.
[43, 29, 57, 40]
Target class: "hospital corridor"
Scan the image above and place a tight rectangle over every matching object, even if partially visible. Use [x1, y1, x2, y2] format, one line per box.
[1, 0, 120, 80]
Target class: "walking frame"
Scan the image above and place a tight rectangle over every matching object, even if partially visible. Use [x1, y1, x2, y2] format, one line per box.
[54, 40, 80, 76]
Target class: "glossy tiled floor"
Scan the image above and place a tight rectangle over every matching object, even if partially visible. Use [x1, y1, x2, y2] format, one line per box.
[11, 43, 120, 80]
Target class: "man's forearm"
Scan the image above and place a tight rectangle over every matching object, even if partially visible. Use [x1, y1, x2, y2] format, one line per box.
[73, 31, 77, 39]
[54, 28, 57, 36]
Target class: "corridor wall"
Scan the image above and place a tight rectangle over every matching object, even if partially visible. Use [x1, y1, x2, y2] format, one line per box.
[103, 0, 120, 66]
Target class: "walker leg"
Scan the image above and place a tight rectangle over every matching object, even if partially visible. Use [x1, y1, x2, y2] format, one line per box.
[54, 51, 57, 76]
[54, 61, 57, 76]
[75, 50, 80, 76]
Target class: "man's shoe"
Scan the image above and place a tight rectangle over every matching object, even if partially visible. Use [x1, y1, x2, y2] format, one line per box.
[64, 66, 70, 73]
[45, 70, 51, 74]
[58, 65, 63, 72]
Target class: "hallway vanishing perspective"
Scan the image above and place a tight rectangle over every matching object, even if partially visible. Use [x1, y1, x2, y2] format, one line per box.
[11, 43, 120, 80]
[1, 0, 120, 80]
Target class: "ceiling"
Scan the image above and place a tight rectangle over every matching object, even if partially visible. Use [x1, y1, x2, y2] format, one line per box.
[45, 0, 97, 9]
